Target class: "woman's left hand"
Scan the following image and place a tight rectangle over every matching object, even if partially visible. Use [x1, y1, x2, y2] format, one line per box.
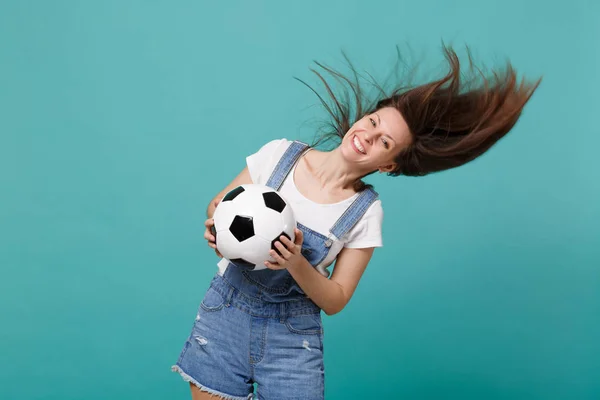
[264, 228, 305, 270]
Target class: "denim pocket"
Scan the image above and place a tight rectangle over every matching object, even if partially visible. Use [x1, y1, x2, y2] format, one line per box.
[285, 313, 323, 335]
[200, 287, 225, 312]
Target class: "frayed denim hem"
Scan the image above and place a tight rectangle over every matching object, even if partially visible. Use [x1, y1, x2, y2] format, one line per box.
[171, 364, 253, 400]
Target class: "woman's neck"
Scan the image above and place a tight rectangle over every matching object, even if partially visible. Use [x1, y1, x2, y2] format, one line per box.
[303, 148, 365, 193]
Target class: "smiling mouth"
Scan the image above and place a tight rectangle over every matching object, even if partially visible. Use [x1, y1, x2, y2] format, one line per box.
[352, 135, 366, 154]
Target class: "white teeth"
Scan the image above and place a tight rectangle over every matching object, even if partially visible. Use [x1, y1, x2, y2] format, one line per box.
[353, 136, 366, 154]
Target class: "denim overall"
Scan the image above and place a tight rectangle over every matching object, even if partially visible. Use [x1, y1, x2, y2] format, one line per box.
[173, 140, 379, 400]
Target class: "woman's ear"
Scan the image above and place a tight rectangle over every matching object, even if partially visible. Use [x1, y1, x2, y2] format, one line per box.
[378, 163, 396, 173]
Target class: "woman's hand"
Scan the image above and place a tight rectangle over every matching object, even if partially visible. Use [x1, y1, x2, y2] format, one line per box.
[204, 217, 222, 258]
[264, 228, 305, 270]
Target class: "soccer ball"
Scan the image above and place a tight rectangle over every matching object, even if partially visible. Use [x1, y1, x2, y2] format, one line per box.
[212, 184, 296, 271]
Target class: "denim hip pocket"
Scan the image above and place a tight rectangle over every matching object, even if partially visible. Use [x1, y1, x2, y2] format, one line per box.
[284, 313, 323, 335]
[200, 286, 226, 312]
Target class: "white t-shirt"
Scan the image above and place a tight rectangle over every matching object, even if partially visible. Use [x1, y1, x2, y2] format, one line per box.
[217, 138, 383, 277]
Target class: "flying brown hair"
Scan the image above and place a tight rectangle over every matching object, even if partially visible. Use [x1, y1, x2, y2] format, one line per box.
[296, 43, 542, 189]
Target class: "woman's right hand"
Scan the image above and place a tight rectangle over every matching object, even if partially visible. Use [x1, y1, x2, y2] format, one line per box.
[204, 218, 222, 258]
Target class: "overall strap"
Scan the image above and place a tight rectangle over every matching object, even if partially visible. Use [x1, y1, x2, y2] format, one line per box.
[325, 187, 379, 247]
[265, 140, 310, 190]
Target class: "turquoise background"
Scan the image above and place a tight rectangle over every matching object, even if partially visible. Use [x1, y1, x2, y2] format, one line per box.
[1, 1, 598, 399]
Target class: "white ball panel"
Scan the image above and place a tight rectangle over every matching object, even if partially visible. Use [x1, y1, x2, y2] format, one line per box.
[213, 200, 238, 233]
[254, 207, 286, 242]
[237, 235, 272, 268]
[280, 202, 297, 238]
[214, 229, 245, 261]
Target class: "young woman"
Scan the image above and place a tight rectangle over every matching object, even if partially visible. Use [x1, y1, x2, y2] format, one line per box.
[172, 45, 541, 400]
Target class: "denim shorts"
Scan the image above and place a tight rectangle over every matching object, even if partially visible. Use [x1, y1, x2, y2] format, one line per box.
[172, 274, 325, 400]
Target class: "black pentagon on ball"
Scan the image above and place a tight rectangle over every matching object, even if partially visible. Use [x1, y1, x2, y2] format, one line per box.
[222, 186, 245, 202]
[271, 231, 291, 257]
[230, 258, 255, 270]
[229, 215, 254, 242]
[263, 192, 286, 213]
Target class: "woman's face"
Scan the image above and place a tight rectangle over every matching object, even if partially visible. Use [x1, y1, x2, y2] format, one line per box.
[340, 106, 412, 173]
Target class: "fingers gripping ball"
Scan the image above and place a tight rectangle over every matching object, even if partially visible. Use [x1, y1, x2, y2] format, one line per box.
[212, 184, 296, 271]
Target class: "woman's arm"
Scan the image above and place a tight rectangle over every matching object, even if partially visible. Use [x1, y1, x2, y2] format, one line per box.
[269, 233, 374, 315]
[291, 247, 374, 315]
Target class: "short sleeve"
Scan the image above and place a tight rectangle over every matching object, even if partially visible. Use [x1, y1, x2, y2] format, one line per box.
[343, 200, 384, 248]
[245, 139, 288, 185]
